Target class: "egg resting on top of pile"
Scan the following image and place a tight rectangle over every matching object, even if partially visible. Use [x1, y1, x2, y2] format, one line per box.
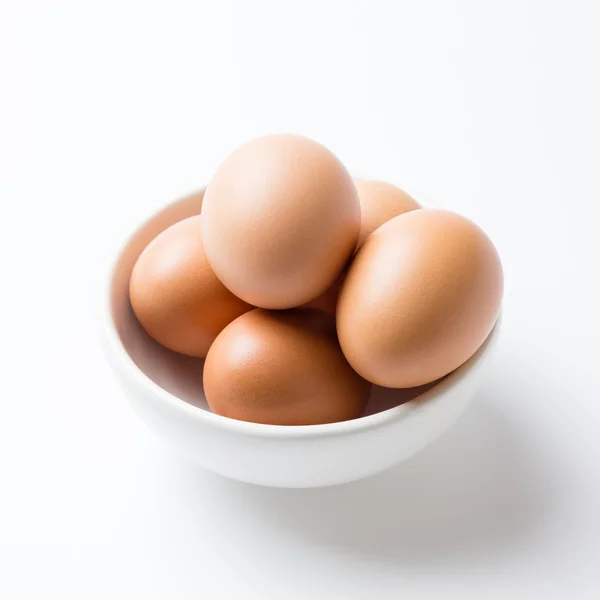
[201, 134, 361, 309]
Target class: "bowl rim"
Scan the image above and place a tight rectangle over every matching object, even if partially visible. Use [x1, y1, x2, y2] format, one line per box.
[101, 191, 501, 440]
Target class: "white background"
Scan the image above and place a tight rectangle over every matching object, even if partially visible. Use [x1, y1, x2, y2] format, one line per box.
[2, 1, 600, 598]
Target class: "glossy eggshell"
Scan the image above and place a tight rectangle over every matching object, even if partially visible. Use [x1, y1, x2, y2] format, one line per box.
[337, 209, 503, 388]
[129, 216, 252, 357]
[201, 134, 360, 309]
[204, 309, 372, 425]
[354, 179, 421, 249]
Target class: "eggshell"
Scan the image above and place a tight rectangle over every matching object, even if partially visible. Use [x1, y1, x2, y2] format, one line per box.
[201, 134, 360, 309]
[129, 216, 252, 357]
[204, 309, 371, 425]
[354, 179, 421, 248]
[303, 271, 345, 315]
[337, 209, 503, 388]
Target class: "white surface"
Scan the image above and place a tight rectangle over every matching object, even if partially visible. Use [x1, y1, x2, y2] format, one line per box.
[103, 191, 500, 488]
[1, 0, 599, 597]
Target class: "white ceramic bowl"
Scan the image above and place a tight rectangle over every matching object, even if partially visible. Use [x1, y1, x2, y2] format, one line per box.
[101, 189, 501, 488]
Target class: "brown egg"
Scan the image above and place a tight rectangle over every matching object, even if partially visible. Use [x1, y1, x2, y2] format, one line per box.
[354, 179, 421, 248]
[337, 209, 503, 388]
[204, 309, 371, 425]
[129, 216, 252, 357]
[201, 134, 360, 309]
[303, 271, 345, 315]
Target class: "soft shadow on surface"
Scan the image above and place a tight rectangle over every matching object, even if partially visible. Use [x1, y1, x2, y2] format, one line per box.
[171, 373, 555, 567]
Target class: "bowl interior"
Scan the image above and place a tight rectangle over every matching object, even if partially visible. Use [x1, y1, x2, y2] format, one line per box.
[109, 190, 444, 419]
